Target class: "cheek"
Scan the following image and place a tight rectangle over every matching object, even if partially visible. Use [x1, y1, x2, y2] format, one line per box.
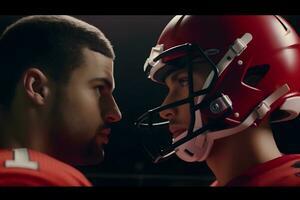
[170, 87, 189, 101]
[193, 72, 206, 92]
[177, 103, 191, 125]
[57, 90, 103, 141]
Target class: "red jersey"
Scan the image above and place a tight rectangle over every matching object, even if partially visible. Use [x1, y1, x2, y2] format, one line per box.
[0, 148, 92, 186]
[211, 154, 300, 186]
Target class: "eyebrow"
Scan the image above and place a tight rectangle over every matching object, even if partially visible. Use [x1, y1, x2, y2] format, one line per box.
[169, 59, 210, 81]
[89, 77, 115, 90]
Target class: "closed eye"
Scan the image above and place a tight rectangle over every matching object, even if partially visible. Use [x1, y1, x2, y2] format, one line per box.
[95, 84, 111, 97]
[177, 76, 189, 87]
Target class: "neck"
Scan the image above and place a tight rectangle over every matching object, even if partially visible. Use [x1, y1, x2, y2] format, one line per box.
[206, 120, 282, 186]
[0, 105, 49, 153]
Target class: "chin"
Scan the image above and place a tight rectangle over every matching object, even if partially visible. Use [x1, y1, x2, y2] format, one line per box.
[74, 158, 104, 166]
[77, 147, 105, 166]
[68, 153, 104, 166]
[57, 145, 105, 167]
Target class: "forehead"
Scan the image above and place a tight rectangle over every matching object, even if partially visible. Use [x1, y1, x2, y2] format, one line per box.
[70, 47, 114, 82]
[164, 61, 212, 85]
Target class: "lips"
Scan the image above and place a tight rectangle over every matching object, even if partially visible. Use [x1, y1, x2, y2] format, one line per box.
[100, 128, 111, 136]
[95, 128, 111, 145]
[169, 126, 186, 138]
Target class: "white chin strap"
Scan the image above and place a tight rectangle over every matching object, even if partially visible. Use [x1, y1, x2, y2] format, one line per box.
[173, 84, 290, 162]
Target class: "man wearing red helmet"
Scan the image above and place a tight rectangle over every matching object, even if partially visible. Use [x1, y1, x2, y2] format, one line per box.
[136, 15, 300, 186]
[0, 16, 122, 186]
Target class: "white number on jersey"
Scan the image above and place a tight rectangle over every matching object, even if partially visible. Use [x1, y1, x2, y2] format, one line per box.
[5, 148, 38, 170]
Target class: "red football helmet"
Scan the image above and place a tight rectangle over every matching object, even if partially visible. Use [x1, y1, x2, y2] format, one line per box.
[136, 15, 300, 163]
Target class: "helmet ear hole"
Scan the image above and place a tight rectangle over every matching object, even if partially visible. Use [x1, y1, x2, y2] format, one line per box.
[243, 64, 270, 88]
[271, 96, 300, 123]
[270, 110, 291, 122]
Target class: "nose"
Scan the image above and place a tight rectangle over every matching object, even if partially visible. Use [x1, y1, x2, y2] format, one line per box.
[103, 96, 122, 123]
[159, 95, 176, 120]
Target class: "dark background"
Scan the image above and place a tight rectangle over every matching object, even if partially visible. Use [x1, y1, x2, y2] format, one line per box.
[1, 15, 300, 186]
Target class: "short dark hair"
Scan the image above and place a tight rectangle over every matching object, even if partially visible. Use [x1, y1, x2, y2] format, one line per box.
[0, 15, 115, 108]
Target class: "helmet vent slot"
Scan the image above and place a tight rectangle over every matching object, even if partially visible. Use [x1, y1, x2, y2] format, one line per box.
[243, 64, 270, 88]
[270, 110, 291, 122]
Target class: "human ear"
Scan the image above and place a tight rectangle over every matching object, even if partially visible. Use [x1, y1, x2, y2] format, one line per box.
[22, 68, 50, 106]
